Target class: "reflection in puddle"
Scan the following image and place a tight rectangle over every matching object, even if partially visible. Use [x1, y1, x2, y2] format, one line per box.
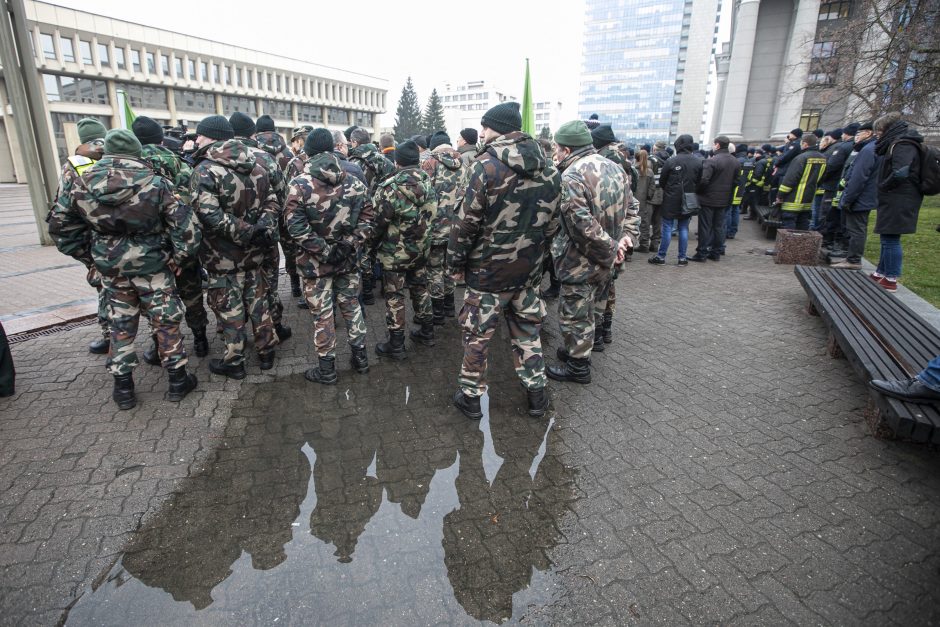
[66, 363, 575, 624]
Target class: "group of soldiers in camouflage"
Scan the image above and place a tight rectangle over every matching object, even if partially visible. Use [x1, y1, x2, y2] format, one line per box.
[46, 101, 639, 418]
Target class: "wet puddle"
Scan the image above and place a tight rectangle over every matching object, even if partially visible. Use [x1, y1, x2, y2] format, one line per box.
[66, 348, 576, 624]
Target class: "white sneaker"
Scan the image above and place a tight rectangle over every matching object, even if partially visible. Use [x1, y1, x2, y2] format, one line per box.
[831, 261, 862, 270]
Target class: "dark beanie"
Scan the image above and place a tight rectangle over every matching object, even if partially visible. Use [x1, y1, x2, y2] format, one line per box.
[196, 115, 234, 141]
[843, 123, 860, 136]
[481, 102, 522, 134]
[396, 140, 420, 166]
[410, 134, 428, 149]
[304, 128, 334, 155]
[131, 116, 163, 145]
[429, 131, 450, 149]
[104, 129, 142, 157]
[858, 120, 874, 131]
[591, 124, 617, 147]
[736, 143, 749, 153]
[813, 128, 824, 138]
[229, 112, 256, 138]
[761, 143, 773, 152]
[828, 128, 843, 140]
[256, 115, 275, 132]
[790, 128, 804, 138]
[344, 126, 359, 141]
[460, 128, 478, 144]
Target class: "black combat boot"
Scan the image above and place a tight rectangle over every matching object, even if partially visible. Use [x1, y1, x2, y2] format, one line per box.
[547, 357, 592, 384]
[259, 350, 275, 371]
[209, 359, 246, 380]
[432, 298, 446, 326]
[592, 328, 605, 353]
[350, 345, 369, 374]
[290, 273, 302, 298]
[362, 276, 376, 306]
[166, 365, 197, 402]
[410, 321, 436, 347]
[275, 322, 292, 342]
[453, 389, 483, 420]
[112, 373, 136, 410]
[443, 293, 456, 318]
[526, 387, 550, 418]
[556, 346, 570, 362]
[376, 329, 407, 360]
[602, 312, 613, 344]
[142, 334, 161, 365]
[305, 356, 338, 385]
[88, 337, 110, 354]
[192, 327, 209, 358]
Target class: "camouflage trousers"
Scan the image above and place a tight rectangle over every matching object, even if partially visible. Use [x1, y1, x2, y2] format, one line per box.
[359, 251, 374, 283]
[458, 287, 547, 397]
[262, 245, 285, 325]
[594, 279, 616, 321]
[206, 270, 278, 366]
[303, 271, 367, 358]
[559, 282, 598, 360]
[174, 261, 209, 330]
[383, 267, 432, 331]
[428, 243, 455, 299]
[86, 266, 109, 340]
[282, 239, 299, 283]
[101, 269, 187, 376]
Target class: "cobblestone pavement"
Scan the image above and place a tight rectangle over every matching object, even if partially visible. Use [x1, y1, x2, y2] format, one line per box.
[2, 221, 939, 625]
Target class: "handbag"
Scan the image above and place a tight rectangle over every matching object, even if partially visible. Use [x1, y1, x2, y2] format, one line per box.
[678, 167, 700, 217]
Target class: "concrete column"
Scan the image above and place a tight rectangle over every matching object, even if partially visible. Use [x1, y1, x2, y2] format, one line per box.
[771, 0, 821, 139]
[717, 0, 761, 142]
[167, 86, 177, 125]
[710, 42, 731, 142]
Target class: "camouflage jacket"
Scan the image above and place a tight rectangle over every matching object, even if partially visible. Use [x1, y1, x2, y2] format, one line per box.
[371, 166, 436, 271]
[254, 131, 292, 172]
[421, 146, 463, 246]
[47, 155, 99, 267]
[599, 143, 638, 194]
[447, 132, 561, 293]
[190, 140, 279, 274]
[286, 152, 308, 182]
[284, 152, 373, 279]
[59, 157, 200, 278]
[238, 138, 287, 206]
[139, 144, 193, 203]
[458, 144, 477, 168]
[349, 143, 396, 195]
[552, 146, 638, 285]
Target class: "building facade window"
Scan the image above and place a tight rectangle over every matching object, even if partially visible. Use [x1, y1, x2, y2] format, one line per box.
[161, 54, 169, 75]
[327, 108, 349, 125]
[812, 41, 836, 58]
[212, 63, 220, 83]
[297, 103, 322, 123]
[174, 57, 183, 78]
[263, 100, 291, 119]
[131, 49, 141, 72]
[234, 67, 241, 87]
[43, 74, 109, 105]
[246, 69, 253, 88]
[97, 43, 109, 67]
[120, 83, 168, 109]
[40, 33, 55, 60]
[79, 40, 92, 65]
[188, 59, 196, 80]
[353, 111, 371, 127]
[819, 0, 851, 20]
[60, 36, 74, 62]
[221, 95, 257, 116]
[799, 110, 822, 130]
[223, 65, 230, 86]
[808, 72, 835, 85]
[146, 52, 155, 74]
[174, 89, 215, 113]
[200, 61, 208, 81]
[114, 46, 125, 70]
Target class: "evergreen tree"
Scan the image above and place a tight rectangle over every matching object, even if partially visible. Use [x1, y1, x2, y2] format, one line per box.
[421, 89, 447, 135]
[539, 126, 552, 140]
[393, 77, 423, 141]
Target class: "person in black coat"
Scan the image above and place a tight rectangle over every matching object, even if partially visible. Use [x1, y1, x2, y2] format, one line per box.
[0, 321, 13, 397]
[871, 112, 926, 291]
[648, 134, 703, 266]
[691, 136, 739, 261]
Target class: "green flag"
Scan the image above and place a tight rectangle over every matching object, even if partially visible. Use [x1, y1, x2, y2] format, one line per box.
[117, 89, 136, 130]
[521, 58, 535, 136]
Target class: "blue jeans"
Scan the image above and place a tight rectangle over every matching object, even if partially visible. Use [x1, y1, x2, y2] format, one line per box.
[658, 218, 690, 260]
[725, 204, 740, 238]
[876, 234, 902, 278]
[809, 194, 824, 230]
[919, 354, 940, 391]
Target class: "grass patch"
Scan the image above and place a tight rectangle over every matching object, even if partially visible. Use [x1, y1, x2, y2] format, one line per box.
[865, 195, 940, 307]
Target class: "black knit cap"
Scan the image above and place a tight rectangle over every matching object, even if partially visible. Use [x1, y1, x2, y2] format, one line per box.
[481, 102, 522, 134]
[460, 128, 477, 144]
[761, 143, 774, 152]
[304, 128, 334, 156]
[843, 123, 860, 136]
[131, 116, 163, 145]
[790, 128, 804, 138]
[396, 140, 420, 166]
[429, 131, 450, 149]
[256, 115, 275, 132]
[229, 112, 256, 138]
[813, 128, 824, 138]
[196, 115, 234, 141]
[411, 134, 428, 149]
[344, 126, 359, 141]
[591, 124, 617, 146]
[828, 128, 843, 140]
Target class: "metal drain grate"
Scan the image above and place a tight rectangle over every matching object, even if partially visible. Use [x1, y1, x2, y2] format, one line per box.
[7, 316, 97, 345]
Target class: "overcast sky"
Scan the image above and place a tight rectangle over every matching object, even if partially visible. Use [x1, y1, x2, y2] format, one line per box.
[50, 0, 588, 127]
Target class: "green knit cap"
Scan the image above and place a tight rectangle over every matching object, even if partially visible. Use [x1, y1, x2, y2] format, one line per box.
[77, 118, 107, 144]
[555, 120, 593, 148]
[104, 129, 142, 157]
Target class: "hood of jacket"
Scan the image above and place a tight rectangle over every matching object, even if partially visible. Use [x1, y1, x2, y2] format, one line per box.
[198, 139, 256, 175]
[387, 167, 424, 204]
[674, 135, 695, 154]
[254, 131, 287, 156]
[423, 147, 461, 173]
[484, 132, 547, 178]
[304, 152, 346, 185]
[78, 157, 154, 205]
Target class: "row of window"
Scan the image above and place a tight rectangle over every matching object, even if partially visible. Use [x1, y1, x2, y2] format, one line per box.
[33, 31, 383, 108]
[819, 0, 851, 20]
[444, 92, 488, 102]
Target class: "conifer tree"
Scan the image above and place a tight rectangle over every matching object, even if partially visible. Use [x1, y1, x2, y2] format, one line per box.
[421, 88, 447, 135]
[393, 77, 423, 140]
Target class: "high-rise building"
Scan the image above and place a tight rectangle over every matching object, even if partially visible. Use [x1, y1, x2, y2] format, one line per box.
[441, 80, 516, 138]
[578, 0, 722, 146]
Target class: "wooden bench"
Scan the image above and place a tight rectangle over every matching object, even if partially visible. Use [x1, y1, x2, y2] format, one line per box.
[795, 266, 940, 443]
[755, 205, 781, 239]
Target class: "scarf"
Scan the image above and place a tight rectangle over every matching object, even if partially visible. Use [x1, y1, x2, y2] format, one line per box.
[875, 121, 909, 155]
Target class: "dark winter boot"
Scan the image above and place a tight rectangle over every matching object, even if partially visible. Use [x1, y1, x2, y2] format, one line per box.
[166, 366, 197, 402]
[290, 273, 302, 298]
[89, 337, 110, 354]
[305, 356, 338, 385]
[592, 328, 605, 353]
[432, 298, 446, 326]
[275, 322, 292, 342]
[410, 321, 436, 347]
[602, 312, 613, 344]
[453, 389, 483, 420]
[142, 334, 161, 366]
[192, 327, 209, 358]
[209, 359, 246, 380]
[350, 345, 369, 374]
[526, 387, 550, 418]
[259, 350, 275, 371]
[443, 293, 456, 318]
[376, 329, 407, 360]
[362, 276, 376, 306]
[112, 373, 136, 410]
[547, 357, 592, 384]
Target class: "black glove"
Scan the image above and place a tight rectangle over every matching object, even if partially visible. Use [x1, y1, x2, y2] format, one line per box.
[249, 224, 273, 248]
[325, 240, 354, 265]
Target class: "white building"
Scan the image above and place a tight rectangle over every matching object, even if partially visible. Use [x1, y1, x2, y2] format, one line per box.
[441, 80, 516, 139]
[532, 101, 564, 137]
